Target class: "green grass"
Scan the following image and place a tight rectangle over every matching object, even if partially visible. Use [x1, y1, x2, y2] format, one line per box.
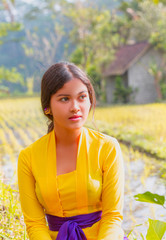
[0, 181, 27, 239]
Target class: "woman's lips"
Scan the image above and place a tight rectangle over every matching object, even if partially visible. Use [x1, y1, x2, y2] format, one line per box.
[69, 115, 82, 121]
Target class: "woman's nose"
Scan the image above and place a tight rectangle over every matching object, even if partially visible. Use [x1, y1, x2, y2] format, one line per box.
[70, 100, 80, 113]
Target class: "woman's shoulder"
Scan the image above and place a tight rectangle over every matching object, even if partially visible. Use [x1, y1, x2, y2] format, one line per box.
[20, 131, 52, 155]
[84, 127, 119, 147]
[18, 131, 53, 169]
[84, 128, 122, 165]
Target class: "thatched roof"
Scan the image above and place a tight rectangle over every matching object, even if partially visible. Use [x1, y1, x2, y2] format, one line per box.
[104, 42, 151, 77]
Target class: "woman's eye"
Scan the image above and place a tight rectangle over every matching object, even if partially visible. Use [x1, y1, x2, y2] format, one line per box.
[60, 97, 69, 102]
[79, 95, 87, 100]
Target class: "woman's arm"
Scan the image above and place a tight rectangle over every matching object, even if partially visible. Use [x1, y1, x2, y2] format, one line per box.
[18, 149, 52, 240]
[98, 138, 124, 240]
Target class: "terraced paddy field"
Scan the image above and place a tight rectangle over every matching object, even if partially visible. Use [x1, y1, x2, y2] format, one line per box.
[0, 97, 166, 239]
[90, 103, 166, 160]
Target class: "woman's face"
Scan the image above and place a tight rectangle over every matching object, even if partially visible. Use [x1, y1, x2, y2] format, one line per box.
[50, 78, 91, 131]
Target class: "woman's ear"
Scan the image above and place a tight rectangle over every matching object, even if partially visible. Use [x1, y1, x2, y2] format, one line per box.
[44, 107, 52, 115]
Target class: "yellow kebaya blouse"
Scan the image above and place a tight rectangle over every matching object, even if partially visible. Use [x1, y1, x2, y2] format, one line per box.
[18, 127, 124, 240]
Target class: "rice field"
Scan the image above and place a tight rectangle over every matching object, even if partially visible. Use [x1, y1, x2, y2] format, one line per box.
[0, 97, 166, 239]
[92, 103, 166, 159]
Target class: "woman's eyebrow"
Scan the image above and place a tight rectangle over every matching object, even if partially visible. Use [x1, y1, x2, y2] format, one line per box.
[56, 90, 88, 97]
[78, 90, 88, 94]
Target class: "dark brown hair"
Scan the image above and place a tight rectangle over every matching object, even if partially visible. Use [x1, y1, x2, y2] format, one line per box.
[41, 61, 96, 133]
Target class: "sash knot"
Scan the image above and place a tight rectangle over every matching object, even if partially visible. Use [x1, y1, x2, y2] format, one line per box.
[57, 220, 86, 240]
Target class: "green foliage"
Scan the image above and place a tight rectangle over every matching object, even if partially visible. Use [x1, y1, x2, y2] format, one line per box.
[119, 0, 166, 55]
[0, 22, 23, 44]
[148, 62, 166, 100]
[70, 48, 102, 98]
[70, 47, 83, 65]
[146, 219, 166, 240]
[150, 17, 166, 51]
[0, 66, 24, 85]
[113, 76, 133, 103]
[0, 0, 24, 95]
[67, 3, 131, 103]
[153, 0, 166, 4]
[0, 180, 27, 239]
[133, 191, 166, 239]
[22, 43, 34, 57]
[119, 0, 144, 16]
[121, 0, 166, 53]
[65, 2, 128, 95]
[148, 62, 159, 76]
[153, 0, 159, 4]
[86, 64, 101, 99]
[134, 191, 165, 206]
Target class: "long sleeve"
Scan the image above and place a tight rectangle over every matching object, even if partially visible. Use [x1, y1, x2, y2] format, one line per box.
[18, 149, 52, 240]
[98, 138, 124, 240]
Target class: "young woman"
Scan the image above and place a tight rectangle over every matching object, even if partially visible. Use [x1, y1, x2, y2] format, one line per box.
[18, 62, 127, 240]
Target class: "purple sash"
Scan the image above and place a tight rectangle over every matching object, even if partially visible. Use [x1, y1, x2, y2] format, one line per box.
[46, 211, 128, 240]
[46, 211, 101, 240]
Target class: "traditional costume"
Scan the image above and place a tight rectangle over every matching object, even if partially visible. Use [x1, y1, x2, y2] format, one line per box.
[18, 127, 125, 240]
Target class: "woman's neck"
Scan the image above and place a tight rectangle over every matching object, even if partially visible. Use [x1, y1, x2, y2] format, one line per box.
[53, 127, 82, 145]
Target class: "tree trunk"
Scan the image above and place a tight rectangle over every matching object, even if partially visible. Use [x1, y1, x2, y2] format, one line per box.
[154, 71, 162, 100]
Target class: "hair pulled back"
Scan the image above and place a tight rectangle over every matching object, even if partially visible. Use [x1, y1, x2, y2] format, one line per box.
[41, 61, 96, 133]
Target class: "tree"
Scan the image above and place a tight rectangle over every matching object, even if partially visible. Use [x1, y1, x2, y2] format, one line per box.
[23, 23, 64, 66]
[0, 66, 23, 84]
[148, 63, 163, 100]
[1, 0, 15, 22]
[0, 0, 23, 44]
[119, 0, 166, 100]
[22, 22, 64, 93]
[0, 0, 24, 94]
[63, 0, 128, 101]
[67, 2, 128, 67]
